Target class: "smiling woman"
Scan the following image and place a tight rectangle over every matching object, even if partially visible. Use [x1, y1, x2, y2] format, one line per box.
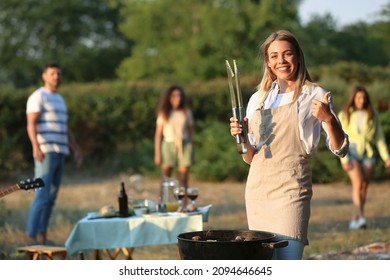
[229, 30, 349, 260]
[266, 40, 298, 88]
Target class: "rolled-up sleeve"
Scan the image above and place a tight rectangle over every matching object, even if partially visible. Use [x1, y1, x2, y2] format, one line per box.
[326, 132, 349, 158]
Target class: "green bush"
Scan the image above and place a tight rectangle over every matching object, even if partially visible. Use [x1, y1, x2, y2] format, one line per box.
[0, 88, 31, 176]
[311, 138, 347, 184]
[1, 77, 389, 182]
[192, 121, 249, 181]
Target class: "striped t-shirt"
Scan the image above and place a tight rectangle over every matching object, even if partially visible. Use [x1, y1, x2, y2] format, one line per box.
[26, 87, 70, 155]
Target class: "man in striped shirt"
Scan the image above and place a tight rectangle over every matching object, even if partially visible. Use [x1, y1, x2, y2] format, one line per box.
[26, 63, 83, 244]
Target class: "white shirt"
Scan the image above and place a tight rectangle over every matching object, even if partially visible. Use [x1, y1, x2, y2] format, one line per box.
[355, 110, 365, 134]
[26, 87, 69, 155]
[246, 83, 348, 157]
[156, 110, 194, 142]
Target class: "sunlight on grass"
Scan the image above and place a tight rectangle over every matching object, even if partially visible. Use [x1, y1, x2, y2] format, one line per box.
[1, 176, 389, 260]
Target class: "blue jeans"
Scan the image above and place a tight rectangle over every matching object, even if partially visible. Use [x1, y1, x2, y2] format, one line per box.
[26, 152, 65, 238]
[272, 239, 305, 260]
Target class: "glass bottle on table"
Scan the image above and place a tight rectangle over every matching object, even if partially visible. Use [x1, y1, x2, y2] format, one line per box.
[118, 182, 129, 217]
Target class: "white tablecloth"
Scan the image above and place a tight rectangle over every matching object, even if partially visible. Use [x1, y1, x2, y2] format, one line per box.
[65, 213, 203, 256]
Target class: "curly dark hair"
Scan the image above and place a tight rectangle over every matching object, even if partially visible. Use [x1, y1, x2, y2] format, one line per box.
[156, 85, 189, 120]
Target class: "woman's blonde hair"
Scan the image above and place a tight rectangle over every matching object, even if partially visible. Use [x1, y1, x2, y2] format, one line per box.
[257, 30, 312, 101]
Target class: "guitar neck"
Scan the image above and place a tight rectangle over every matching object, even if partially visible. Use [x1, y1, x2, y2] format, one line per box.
[0, 185, 19, 198]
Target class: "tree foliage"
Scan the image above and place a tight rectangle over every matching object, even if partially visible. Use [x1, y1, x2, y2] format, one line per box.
[0, 0, 389, 87]
[115, 0, 300, 83]
[0, 0, 130, 87]
[113, 0, 389, 83]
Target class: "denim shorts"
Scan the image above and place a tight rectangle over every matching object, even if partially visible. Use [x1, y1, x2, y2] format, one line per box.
[348, 145, 376, 168]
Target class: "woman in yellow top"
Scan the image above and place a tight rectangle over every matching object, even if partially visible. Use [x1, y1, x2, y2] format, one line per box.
[154, 85, 194, 207]
[338, 85, 390, 230]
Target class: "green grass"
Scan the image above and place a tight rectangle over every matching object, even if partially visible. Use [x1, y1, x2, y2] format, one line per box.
[1, 173, 389, 260]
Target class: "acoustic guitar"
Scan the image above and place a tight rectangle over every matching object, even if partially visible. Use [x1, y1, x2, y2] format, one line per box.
[0, 178, 44, 198]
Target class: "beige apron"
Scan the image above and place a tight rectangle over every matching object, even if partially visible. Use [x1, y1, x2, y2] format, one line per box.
[246, 101, 312, 245]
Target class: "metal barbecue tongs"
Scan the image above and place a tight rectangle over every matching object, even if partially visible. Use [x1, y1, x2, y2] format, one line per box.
[225, 60, 247, 154]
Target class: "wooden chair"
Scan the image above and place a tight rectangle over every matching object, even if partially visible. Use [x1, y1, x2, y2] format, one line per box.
[17, 245, 67, 260]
